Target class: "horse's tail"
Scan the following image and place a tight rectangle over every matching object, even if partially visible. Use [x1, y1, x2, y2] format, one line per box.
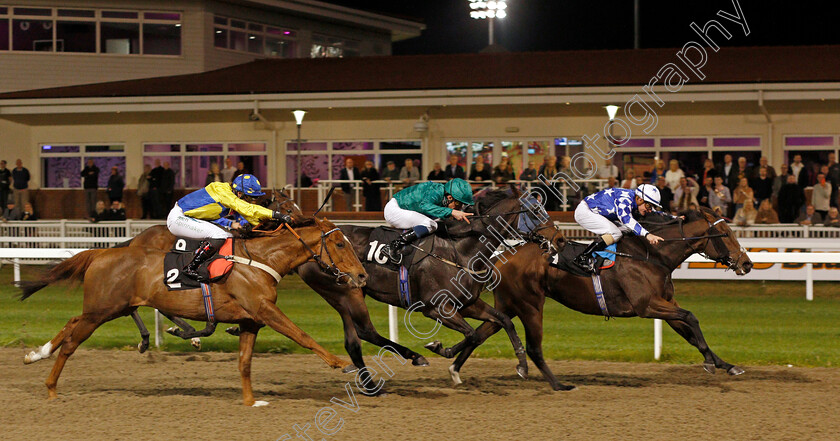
[17, 249, 108, 301]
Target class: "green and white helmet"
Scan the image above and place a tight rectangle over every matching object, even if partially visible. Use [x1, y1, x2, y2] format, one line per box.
[443, 178, 474, 206]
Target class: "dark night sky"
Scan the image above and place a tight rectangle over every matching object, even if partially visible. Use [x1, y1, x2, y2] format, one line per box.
[323, 1, 840, 54]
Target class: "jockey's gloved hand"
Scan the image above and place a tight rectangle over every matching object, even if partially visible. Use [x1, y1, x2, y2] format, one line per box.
[272, 211, 293, 224]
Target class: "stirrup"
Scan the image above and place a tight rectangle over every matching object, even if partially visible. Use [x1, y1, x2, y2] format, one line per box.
[183, 267, 209, 283]
[382, 242, 404, 264]
[574, 255, 595, 273]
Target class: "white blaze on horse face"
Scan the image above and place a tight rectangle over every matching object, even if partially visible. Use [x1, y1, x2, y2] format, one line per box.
[24, 341, 53, 364]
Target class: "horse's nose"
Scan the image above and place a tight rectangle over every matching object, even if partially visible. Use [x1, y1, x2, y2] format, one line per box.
[357, 273, 367, 285]
[743, 261, 753, 273]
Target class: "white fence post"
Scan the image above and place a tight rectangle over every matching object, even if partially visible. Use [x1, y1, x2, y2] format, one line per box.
[388, 305, 399, 343]
[154, 310, 162, 348]
[654, 318, 662, 360]
[13, 258, 20, 283]
[806, 263, 814, 301]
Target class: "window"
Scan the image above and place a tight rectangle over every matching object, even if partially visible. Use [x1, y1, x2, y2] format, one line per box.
[143, 142, 268, 188]
[214, 15, 296, 57]
[40, 144, 125, 188]
[311, 34, 359, 58]
[286, 141, 421, 186]
[2, 7, 179, 55]
[783, 135, 840, 186]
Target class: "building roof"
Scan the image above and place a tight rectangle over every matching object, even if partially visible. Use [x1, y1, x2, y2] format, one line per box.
[2, 45, 840, 100]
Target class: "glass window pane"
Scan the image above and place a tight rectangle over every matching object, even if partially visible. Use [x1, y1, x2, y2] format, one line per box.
[785, 136, 834, 147]
[229, 143, 266, 152]
[86, 145, 124, 152]
[144, 144, 180, 152]
[143, 23, 180, 55]
[712, 151, 761, 171]
[287, 141, 327, 151]
[102, 11, 138, 19]
[185, 143, 222, 152]
[0, 20, 9, 50]
[659, 151, 709, 180]
[381, 154, 421, 177]
[310, 43, 325, 58]
[247, 23, 262, 32]
[101, 22, 139, 54]
[13, 19, 53, 51]
[527, 141, 550, 170]
[144, 12, 180, 21]
[230, 20, 245, 29]
[85, 157, 126, 188]
[247, 33, 262, 53]
[213, 16, 227, 25]
[501, 141, 524, 175]
[227, 155, 268, 185]
[57, 21, 95, 53]
[58, 9, 95, 18]
[713, 137, 761, 147]
[381, 141, 420, 150]
[42, 157, 81, 188]
[265, 38, 295, 57]
[230, 30, 246, 51]
[286, 154, 327, 186]
[472, 142, 493, 166]
[0, 8, 8, 15]
[446, 142, 469, 169]
[184, 156, 224, 188]
[333, 142, 372, 151]
[144, 156, 182, 187]
[13, 8, 51, 16]
[214, 27, 227, 48]
[660, 137, 707, 148]
[41, 145, 80, 153]
[332, 154, 375, 179]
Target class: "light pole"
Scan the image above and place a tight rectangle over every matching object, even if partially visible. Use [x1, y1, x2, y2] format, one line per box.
[469, 1, 507, 46]
[292, 110, 306, 196]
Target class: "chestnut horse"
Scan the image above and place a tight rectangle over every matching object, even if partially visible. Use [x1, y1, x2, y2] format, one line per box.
[18, 217, 368, 406]
[443, 208, 753, 390]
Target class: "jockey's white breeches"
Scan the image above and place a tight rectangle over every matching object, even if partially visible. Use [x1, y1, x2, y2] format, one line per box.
[167, 204, 232, 240]
[384, 198, 438, 231]
[574, 201, 623, 242]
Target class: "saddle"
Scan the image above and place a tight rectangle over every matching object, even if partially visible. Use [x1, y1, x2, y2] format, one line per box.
[163, 238, 235, 290]
[548, 241, 616, 277]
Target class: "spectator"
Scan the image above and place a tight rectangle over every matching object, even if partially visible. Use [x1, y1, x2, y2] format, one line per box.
[777, 174, 805, 223]
[81, 159, 100, 218]
[469, 161, 492, 183]
[732, 177, 754, 211]
[104, 200, 126, 221]
[149, 160, 164, 218]
[655, 176, 674, 211]
[697, 176, 714, 208]
[620, 168, 639, 189]
[824, 207, 840, 228]
[606, 176, 618, 188]
[0, 160, 10, 208]
[339, 157, 359, 211]
[205, 162, 223, 185]
[700, 158, 718, 183]
[11, 159, 30, 207]
[709, 176, 732, 216]
[21, 202, 37, 221]
[1, 200, 21, 221]
[772, 163, 789, 201]
[492, 161, 515, 184]
[597, 158, 619, 180]
[399, 158, 420, 186]
[519, 161, 537, 181]
[795, 204, 822, 226]
[137, 164, 152, 220]
[231, 161, 247, 182]
[733, 199, 757, 226]
[664, 159, 685, 190]
[790, 154, 809, 188]
[444, 155, 466, 180]
[381, 161, 400, 183]
[751, 156, 776, 180]
[298, 173, 313, 188]
[733, 157, 752, 192]
[107, 166, 125, 203]
[649, 159, 666, 184]
[673, 177, 700, 211]
[717, 154, 737, 190]
[159, 161, 176, 216]
[751, 167, 774, 207]
[360, 160, 382, 211]
[755, 199, 779, 224]
[538, 155, 558, 178]
[811, 172, 832, 219]
[221, 158, 237, 183]
[712, 205, 731, 222]
[89, 200, 107, 222]
[427, 162, 446, 181]
[828, 153, 840, 208]
[497, 153, 514, 176]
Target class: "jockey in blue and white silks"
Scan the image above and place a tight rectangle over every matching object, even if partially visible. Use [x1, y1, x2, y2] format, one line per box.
[572, 183, 670, 272]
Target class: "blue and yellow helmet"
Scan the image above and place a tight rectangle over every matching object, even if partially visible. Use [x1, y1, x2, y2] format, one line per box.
[231, 174, 265, 197]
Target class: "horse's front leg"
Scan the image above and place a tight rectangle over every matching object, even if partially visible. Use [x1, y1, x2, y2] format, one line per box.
[237, 320, 266, 406]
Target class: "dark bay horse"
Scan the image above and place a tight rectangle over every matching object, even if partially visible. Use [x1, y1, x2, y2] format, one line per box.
[445, 207, 753, 390]
[18, 217, 368, 406]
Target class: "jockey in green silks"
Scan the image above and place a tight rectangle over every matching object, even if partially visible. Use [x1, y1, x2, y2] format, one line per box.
[381, 178, 474, 263]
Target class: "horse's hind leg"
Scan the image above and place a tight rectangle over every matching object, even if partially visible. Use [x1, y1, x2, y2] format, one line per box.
[459, 301, 528, 377]
[130, 311, 150, 353]
[24, 316, 82, 364]
[45, 314, 107, 399]
[450, 321, 502, 383]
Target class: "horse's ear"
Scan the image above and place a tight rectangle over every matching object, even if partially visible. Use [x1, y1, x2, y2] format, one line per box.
[508, 182, 521, 197]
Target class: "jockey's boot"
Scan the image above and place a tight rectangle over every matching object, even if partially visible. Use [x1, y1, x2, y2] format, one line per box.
[573, 236, 608, 273]
[383, 229, 421, 264]
[183, 240, 216, 282]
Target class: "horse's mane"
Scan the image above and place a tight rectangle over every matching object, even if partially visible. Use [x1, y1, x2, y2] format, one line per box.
[475, 187, 515, 213]
[640, 207, 716, 233]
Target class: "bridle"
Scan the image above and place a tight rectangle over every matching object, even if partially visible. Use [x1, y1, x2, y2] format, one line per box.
[663, 216, 744, 271]
[277, 223, 351, 284]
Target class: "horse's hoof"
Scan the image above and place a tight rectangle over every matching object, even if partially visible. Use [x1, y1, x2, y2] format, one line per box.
[138, 341, 149, 354]
[190, 338, 201, 350]
[225, 327, 241, 337]
[554, 384, 576, 391]
[424, 341, 443, 354]
[727, 366, 745, 376]
[412, 356, 430, 366]
[342, 364, 359, 374]
[23, 352, 34, 364]
[516, 364, 528, 379]
[252, 400, 269, 407]
[703, 363, 716, 374]
[449, 365, 463, 385]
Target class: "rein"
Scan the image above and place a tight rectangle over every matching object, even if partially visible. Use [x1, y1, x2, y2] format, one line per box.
[264, 223, 350, 284]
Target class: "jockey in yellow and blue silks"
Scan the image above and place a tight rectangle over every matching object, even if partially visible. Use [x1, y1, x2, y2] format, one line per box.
[381, 178, 474, 263]
[167, 174, 292, 281]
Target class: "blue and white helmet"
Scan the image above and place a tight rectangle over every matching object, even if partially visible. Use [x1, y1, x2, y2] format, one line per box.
[635, 183, 661, 208]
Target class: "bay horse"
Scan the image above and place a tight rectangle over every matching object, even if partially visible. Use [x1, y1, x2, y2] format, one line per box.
[122, 192, 432, 370]
[443, 207, 753, 390]
[18, 217, 368, 406]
